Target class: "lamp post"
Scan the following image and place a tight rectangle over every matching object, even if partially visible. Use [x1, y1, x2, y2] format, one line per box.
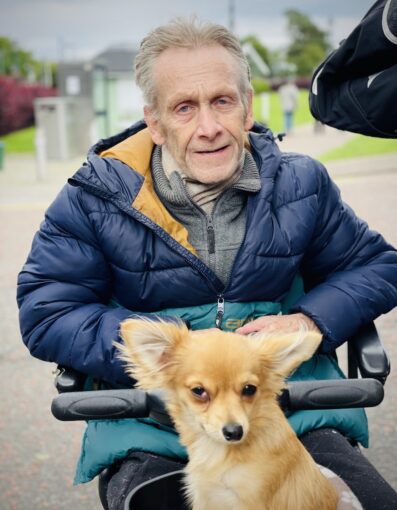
[228, 0, 236, 33]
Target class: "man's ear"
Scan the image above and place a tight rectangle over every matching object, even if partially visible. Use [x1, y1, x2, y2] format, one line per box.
[144, 106, 166, 145]
[257, 330, 322, 378]
[244, 89, 254, 131]
[117, 318, 188, 389]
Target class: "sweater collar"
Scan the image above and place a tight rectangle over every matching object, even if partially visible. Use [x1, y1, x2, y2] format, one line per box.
[151, 145, 261, 211]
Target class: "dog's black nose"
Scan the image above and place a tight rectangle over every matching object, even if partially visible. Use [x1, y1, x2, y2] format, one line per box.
[222, 423, 243, 441]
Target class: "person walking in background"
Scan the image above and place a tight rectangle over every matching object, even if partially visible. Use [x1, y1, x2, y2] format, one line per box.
[278, 77, 299, 133]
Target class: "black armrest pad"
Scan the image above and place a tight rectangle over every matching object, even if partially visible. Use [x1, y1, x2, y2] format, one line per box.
[349, 323, 390, 383]
[55, 365, 87, 393]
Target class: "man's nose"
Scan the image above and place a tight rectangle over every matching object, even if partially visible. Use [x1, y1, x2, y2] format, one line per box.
[196, 106, 221, 139]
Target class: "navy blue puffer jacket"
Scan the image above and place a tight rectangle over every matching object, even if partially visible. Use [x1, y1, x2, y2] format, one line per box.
[17, 122, 397, 386]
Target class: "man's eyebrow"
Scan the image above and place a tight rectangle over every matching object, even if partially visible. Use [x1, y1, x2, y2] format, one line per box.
[167, 92, 197, 108]
[167, 88, 239, 108]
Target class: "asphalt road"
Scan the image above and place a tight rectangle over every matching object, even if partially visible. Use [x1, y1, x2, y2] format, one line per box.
[0, 140, 396, 509]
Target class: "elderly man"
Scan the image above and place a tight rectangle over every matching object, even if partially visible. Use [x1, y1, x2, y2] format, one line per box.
[18, 18, 397, 510]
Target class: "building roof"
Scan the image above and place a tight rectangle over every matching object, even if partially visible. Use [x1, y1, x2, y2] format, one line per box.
[92, 45, 138, 76]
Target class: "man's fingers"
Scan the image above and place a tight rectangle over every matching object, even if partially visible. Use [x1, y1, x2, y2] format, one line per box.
[235, 324, 259, 334]
[235, 314, 317, 336]
[236, 317, 273, 335]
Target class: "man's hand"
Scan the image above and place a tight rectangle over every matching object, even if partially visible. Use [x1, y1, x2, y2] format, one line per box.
[235, 313, 321, 336]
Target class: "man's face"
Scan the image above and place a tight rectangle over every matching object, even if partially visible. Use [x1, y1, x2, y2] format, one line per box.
[144, 45, 253, 184]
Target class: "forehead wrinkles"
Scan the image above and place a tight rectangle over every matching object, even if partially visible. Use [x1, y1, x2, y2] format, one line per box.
[162, 59, 238, 86]
[152, 46, 242, 109]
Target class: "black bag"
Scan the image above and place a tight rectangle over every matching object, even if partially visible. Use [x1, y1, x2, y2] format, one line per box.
[309, 0, 397, 138]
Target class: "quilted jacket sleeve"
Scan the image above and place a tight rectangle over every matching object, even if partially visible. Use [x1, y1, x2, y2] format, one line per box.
[17, 184, 135, 386]
[291, 160, 397, 352]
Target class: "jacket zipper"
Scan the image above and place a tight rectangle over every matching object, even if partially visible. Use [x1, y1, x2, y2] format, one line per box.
[70, 174, 226, 320]
[207, 217, 224, 328]
[215, 295, 225, 329]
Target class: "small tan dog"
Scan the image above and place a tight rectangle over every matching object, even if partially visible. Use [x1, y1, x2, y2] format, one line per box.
[118, 318, 338, 510]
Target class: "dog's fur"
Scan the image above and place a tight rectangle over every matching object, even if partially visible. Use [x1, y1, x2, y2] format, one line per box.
[118, 319, 338, 510]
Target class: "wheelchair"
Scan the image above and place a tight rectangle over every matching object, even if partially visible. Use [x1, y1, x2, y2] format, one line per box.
[51, 322, 390, 509]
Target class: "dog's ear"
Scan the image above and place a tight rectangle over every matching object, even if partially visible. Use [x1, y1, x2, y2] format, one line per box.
[258, 330, 322, 378]
[116, 318, 188, 389]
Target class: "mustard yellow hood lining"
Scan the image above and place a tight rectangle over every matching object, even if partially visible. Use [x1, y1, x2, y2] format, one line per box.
[100, 128, 196, 255]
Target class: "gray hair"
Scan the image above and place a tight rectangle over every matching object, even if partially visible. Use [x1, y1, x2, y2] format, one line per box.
[134, 17, 252, 114]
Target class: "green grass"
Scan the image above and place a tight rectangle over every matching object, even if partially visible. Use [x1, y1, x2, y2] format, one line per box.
[0, 126, 35, 153]
[253, 90, 313, 133]
[320, 135, 397, 162]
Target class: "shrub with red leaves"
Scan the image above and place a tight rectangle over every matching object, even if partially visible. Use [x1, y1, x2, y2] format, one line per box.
[0, 76, 57, 136]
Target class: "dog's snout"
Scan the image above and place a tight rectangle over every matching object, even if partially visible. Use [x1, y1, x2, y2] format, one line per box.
[222, 423, 243, 442]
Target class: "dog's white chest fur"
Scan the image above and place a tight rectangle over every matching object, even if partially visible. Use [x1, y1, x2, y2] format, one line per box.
[187, 463, 261, 510]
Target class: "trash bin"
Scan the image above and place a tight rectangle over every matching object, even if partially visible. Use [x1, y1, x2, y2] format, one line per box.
[0, 141, 4, 170]
[34, 97, 93, 160]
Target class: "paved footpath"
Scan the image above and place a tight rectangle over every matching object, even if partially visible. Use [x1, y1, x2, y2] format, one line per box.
[0, 127, 396, 509]
[277, 122, 356, 156]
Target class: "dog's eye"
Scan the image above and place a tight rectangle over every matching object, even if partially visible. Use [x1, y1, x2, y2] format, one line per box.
[242, 384, 257, 397]
[191, 386, 209, 401]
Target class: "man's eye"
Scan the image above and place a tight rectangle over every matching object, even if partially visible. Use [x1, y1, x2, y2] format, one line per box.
[242, 384, 257, 397]
[176, 104, 191, 114]
[215, 97, 231, 106]
[191, 386, 209, 401]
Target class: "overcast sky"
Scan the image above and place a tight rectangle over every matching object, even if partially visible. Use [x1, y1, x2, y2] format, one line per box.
[0, 0, 375, 62]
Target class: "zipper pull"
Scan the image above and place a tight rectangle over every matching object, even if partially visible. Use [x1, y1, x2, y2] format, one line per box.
[207, 217, 215, 254]
[215, 296, 225, 329]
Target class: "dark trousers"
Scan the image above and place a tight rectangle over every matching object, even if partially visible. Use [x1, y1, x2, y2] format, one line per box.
[104, 428, 397, 510]
[300, 428, 397, 510]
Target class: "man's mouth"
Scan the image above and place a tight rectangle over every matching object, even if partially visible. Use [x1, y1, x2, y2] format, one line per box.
[195, 145, 229, 155]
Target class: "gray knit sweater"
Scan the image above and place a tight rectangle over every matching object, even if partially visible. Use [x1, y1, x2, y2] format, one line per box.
[151, 146, 261, 286]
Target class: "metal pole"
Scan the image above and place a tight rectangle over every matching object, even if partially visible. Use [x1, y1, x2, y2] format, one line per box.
[228, 0, 235, 33]
[35, 127, 48, 181]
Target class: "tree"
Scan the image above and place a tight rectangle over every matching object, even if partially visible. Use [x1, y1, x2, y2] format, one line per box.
[284, 9, 330, 76]
[0, 37, 14, 75]
[241, 35, 272, 73]
[0, 36, 54, 82]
